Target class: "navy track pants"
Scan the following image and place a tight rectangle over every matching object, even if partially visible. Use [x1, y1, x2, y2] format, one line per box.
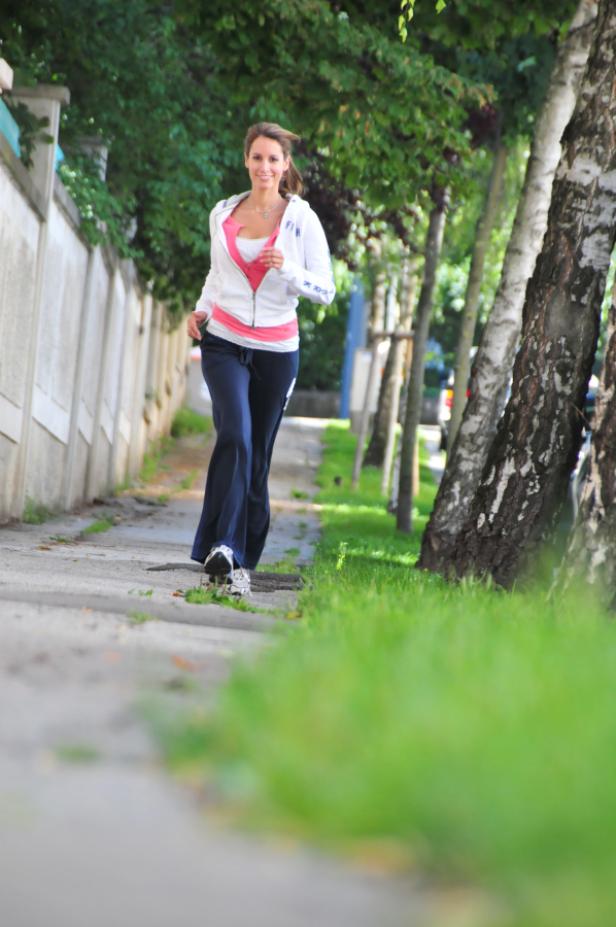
[191, 330, 299, 570]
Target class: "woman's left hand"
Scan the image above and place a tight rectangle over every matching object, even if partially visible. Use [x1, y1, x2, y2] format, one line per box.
[259, 247, 284, 270]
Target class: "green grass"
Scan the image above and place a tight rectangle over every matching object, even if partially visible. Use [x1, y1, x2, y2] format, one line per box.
[184, 585, 265, 614]
[179, 469, 199, 490]
[154, 422, 616, 927]
[171, 407, 212, 439]
[23, 498, 51, 524]
[82, 516, 114, 535]
[54, 743, 100, 763]
[127, 609, 157, 625]
[139, 435, 174, 483]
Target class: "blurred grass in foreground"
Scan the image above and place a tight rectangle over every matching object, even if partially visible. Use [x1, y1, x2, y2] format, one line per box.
[157, 422, 616, 927]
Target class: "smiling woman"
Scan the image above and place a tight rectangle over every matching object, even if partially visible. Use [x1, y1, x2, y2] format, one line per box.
[186, 122, 335, 597]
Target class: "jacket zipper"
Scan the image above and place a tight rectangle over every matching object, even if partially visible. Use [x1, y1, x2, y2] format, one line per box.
[217, 204, 287, 329]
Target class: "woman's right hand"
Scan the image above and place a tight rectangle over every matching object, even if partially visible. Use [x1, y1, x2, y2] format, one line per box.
[187, 311, 207, 340]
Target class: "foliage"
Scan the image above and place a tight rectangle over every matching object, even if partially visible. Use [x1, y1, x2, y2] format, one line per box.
[2, 98, 52, 167]
[297, 261, 352, 391]
[430, 138, 528, 364]
[157, 422, 616, 927]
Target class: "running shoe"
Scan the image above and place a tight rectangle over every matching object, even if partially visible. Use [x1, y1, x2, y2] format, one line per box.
[204, 544, 234, 579]
[226, 568, 251, 597]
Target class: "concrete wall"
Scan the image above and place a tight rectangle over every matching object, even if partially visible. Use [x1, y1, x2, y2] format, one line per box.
[0, 84, 190, 522]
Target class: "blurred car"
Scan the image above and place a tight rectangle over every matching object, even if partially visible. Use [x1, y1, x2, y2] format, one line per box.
[438, 368, 473, 451]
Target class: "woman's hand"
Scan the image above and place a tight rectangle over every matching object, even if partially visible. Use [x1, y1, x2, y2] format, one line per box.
[187, 311, 207, 340]
[259, 247, 284, 270]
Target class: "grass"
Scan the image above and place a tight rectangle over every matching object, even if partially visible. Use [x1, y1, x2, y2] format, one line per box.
[127, 609, 157, 625]
[179, 469, 199, 491]
[139, 436, 174, 483]
[154, 422, 616, 927]
[171, 407, 212, 439]
[23, 498, 51, 524]
[82, 516, 114, 535]
[184, 585, 266, 614]
[54, 743, 100, 763]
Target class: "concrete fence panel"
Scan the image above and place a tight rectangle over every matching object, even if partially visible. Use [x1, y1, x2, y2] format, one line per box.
[0, 78, 191, 522]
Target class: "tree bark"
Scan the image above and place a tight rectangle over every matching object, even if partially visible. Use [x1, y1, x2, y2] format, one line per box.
[381, 261, 417, 494]
[363, 328, 396, 467]
[448, 141, 508, 447]
[450, 0, 616, 587]
[396, 186, 449, 533]
[419, 0, 599, 574]
[364, 260, 416, 468]
[562, 273, 616, 604]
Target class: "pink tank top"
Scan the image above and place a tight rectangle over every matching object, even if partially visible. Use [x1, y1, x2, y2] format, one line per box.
[223, 215, 280, 291]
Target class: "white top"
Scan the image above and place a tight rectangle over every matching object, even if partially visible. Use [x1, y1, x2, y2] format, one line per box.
[235, 235, 267, 262]
[194, 192, 335, 352]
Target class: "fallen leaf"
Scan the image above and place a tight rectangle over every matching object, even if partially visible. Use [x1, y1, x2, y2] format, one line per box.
[36, 545, 52, 551]
[103, 650, 122, 663]
[172, 589, 184, 598]
[172, 654, 199, 672]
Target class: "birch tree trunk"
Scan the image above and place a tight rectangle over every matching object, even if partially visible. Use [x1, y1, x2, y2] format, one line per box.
[396, 186, 449, 533]
[419, 0, 598, 574]
[450, 0, 616, 587]
[562, 273, 616, 604]
[448, 141, 508, 447]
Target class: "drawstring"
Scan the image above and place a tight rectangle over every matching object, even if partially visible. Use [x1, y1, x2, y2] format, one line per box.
[238, 345, 261, 380]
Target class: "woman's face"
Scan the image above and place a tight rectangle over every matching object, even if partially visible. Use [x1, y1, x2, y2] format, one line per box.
[245, 136, 289, 193]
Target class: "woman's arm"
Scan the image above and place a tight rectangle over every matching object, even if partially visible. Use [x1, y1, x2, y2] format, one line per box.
[278, 209, 336, 305]
[187, 210, 218, 339]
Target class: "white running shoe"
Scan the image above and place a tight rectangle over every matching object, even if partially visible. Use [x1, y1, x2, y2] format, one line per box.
[204, 544, 234, 579]
[226, 568, 251, 597]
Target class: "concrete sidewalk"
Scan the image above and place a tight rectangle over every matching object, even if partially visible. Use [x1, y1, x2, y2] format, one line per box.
[0, 416, 435, 927]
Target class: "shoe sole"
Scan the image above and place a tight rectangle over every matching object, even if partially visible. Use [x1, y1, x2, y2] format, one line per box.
[204, 551, 233, 577]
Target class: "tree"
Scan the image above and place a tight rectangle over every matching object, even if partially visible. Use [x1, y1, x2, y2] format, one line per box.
[419, 0, 598, 573]
[562, 272, 616, 604]
[449, 0, 616, 586]
[447, 137, 508, 446]
[396, 185, 449, 532]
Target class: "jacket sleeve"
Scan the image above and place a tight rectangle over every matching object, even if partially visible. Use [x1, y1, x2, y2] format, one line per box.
[278, 209, 336, 306]
[193, 210, 219, 317]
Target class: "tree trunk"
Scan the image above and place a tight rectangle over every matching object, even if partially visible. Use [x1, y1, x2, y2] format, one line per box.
[363, 328, 396, 467]
[448, 141, 508, 447]
[388, 262, 418, 511]
[364, 261, 416, 468]
[450, 0, 616, 587]
[396, 186, 449, 533]
[419, 0, 598, 574]
[562, 273, 616, 604]
[381, 264, 416, 495]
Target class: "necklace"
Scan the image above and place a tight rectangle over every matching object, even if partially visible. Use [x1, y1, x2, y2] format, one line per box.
[249, 200, 284, 220]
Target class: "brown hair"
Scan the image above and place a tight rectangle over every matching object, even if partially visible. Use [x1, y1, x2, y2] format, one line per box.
[244, 122, 303, 196]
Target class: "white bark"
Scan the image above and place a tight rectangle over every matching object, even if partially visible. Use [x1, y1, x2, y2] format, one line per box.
[419, 0, 598, 570]
[449, 142, 508, 447]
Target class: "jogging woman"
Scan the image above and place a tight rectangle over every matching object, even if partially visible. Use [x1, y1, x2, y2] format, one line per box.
[186, 122, 335, 595]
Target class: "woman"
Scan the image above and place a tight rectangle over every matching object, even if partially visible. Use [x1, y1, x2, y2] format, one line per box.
[187, 122, 335, 596]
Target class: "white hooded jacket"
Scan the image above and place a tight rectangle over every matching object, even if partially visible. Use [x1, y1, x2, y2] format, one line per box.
[193, 192, 335, 351]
